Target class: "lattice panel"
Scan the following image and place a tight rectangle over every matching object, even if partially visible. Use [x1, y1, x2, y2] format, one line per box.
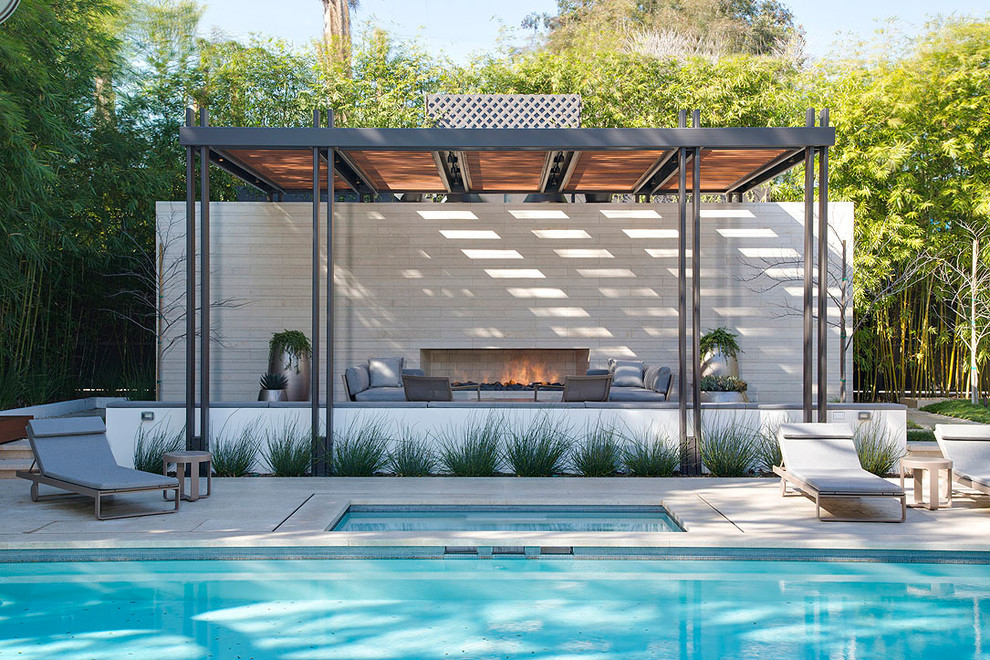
[426, 94, 581, 129]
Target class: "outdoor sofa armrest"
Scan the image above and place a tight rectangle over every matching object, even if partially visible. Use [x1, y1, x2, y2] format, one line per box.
[586, 368, 610, 376]
[402, 368, 425, 377]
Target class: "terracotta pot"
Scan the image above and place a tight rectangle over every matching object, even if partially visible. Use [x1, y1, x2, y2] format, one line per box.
[268, 350, 311, 402]
[701, 349, 738, 378]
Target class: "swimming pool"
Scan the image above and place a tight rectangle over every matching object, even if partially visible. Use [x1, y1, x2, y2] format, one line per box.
[330, 505, 684, 532]
[1, 557, 987, 659]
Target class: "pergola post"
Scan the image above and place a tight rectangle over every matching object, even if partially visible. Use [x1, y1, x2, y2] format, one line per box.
[803, 108, 815, 423]
[198, 108, 210, 451]
[184, 108, 196, 449]
[676, 110, 690, 473]
[311, 109, 322, 474]
[817, 109, 830, 421]
[691, 110, 703, 471]
[324, 109, 335, 477]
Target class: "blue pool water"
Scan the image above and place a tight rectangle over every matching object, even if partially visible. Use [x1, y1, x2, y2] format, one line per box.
[1, 558, 989, 659]
[330, 505, 684, 532]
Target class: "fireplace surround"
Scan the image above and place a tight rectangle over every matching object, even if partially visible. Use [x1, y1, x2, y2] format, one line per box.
[420, 349, 590, 386]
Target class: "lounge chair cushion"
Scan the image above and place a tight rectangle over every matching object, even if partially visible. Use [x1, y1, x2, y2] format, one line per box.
[786, 467, 902, 495]
[609, 359, 645, 387]
[608, 387, 667, 402]
[354, 386, 407, 402]
[778, 423, 862, 471]
[345, 365, 371, 396]
[46, 465, 179, 491]
[934, 424, 990, 484]
[369, 357, 404, 388]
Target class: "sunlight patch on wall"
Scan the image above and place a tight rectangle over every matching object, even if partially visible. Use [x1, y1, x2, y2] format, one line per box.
[621, 307, 678, 317]
[465, 327, 505, 338]
[509, 210, 569, 219]
[601, 209, 661, 219]
[417, 210, 478, 220]
[702, 209, 755, 218]
[555, 249, 614, 258]
[599, 287, 659, 298]
[646, 248, 691, 258]
[529, 307, 590, 318]
[738, 247, 800, 258]
[717, 228, 777, 238]
[531, 229, 591, 239]
[712, 306, 761, 317]
[401, 269, 423, 279]
[461, 249, 523, 259]
[507, 287, 568, 298]
[576, 268, 636, 278]
[552, 326, 613, 338]
[622, 229, 678, 239]
[440, 230, 501, 239]
[485, 269, 545, 279]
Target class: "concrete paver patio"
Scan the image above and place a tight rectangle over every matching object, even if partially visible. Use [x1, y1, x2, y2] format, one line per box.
[1, 476, 988, 555]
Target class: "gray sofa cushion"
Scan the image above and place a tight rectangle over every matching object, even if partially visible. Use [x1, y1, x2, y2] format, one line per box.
[369, 357, 404, 388]
[644, 365, 672, 396]
[609, 359, 645, 388]
[344, 365, 371, 397]
[609, 387, 667, 402]
[354, 386, 407, 402]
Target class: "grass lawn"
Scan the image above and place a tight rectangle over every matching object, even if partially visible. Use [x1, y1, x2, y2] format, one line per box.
[921, 399, 990, 423]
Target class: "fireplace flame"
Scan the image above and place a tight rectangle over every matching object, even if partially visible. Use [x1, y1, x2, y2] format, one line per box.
[452, 356, 561, 385]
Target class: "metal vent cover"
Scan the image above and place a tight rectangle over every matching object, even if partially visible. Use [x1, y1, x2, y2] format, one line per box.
[426, 94, 582, 129]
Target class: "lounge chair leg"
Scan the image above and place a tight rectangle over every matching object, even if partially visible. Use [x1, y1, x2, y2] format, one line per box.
[30, 481, 39, 502]
[95, 493, 103, 520]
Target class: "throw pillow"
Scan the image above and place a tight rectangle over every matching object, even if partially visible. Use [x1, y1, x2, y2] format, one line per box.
[609, 358, 645, 388]
[369, 357, 405, 388]
[344, 365, 371, 396]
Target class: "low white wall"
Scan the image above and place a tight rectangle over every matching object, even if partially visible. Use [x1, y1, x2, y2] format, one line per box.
[105, 403, 906, 474]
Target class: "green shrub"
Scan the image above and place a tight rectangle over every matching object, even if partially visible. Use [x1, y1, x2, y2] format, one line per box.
[435, 414, 503, 476]
[332, 417, 391, 476]
[259, 373, 288, 390]
[212, 427, 259, 477]
[921, 400, 990, 423]
[700, 418, 757, 477]
[753, 418, 785, 473]
[263, 420, 311, 476]
[505, 413, 572, 476]
[573, 421, 623, 477]
[622, 427, 680, 477]
[906, 428, 936, 443]
[699, 375, 748, 392]
[699, 327, 741, 358]
[134, 424, 184, 473]
[388, 429, 436, 477]
[855, 420, 905, 476]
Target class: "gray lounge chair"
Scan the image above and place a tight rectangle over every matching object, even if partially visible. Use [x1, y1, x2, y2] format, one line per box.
[562, 374, 612, 402]
[934, 424, 990, 496]
[403, 375, 453, 401]
[16, 417, 180, 520]
[773, 422, 905, 522]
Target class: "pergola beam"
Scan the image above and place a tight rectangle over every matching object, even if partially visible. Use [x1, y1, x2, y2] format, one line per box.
[180, 126, 835, 151]
[726, 150, 805, 195]
[210, 150, 284, 198]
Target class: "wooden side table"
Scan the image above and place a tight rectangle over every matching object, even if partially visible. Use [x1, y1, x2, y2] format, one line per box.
[163, 451, 213, 502]
[899, 456, 952, 510]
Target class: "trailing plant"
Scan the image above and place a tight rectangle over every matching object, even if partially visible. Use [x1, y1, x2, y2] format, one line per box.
[133, 424, 185, 474]
[269, 330, 312, 372]
[212, 427, 259, 477]
[332, 416, 391, 476]
[699, 375, 748, 392]
[504, 413, 572, 477]
[699, 327, 741, 358]
[753, 418, 785, 473]
[259, 372, 288, 390]
[388, 427, 436, 477]
[572, 420, 623, 477]
[263, 420, 311, 476]
[854, 419, 905, 477]
[622, 426, 680, 477]
[699, 417, 758, 477]
[435, 414, 503, 477]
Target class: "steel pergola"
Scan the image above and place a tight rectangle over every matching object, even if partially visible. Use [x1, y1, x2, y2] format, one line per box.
[178, 108, 835, 476]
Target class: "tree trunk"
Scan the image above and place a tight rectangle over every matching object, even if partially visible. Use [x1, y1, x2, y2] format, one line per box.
[321, 0, 351, 68]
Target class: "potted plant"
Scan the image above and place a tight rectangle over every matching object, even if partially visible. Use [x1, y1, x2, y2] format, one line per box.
[268, 330, 312, 402]
[700, 327, 741, 378]
[699, 375, 748, 403]
[258, 373, 288, 402]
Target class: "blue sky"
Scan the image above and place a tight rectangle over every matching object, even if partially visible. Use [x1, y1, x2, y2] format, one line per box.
[197, 0, 989, 60]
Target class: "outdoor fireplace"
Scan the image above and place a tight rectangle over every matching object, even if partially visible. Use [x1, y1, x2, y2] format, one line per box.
[420, 349, 590, 388]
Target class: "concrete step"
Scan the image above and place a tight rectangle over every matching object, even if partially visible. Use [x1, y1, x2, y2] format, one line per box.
[0, 440, 33, 461]
[0, 458, 34, 479]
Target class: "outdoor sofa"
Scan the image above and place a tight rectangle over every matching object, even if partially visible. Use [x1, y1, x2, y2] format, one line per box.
[773, 422, 906, 522]
[16, 417, 180, 520]
[342, 357, 425, 401]
[934, 424, 990, 496]
[587, 359, 672, 402]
